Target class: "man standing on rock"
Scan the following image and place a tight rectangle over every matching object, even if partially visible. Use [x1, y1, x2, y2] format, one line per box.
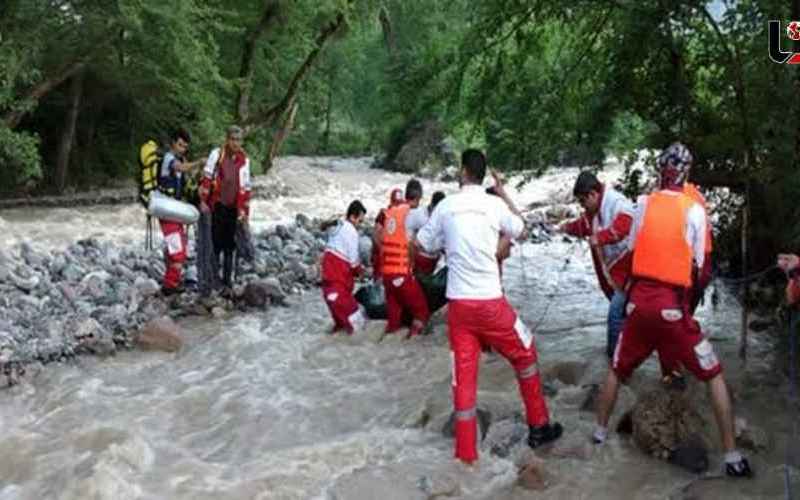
[417, 149, 563, 464]
[321, 200, 368, 334]
[557, 171, 634, 359]
[158, 128, 206, 295]
[593, 143, 752, 478]
[199, 125, 252, 295]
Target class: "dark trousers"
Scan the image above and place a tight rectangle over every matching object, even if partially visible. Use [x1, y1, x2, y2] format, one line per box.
[213, 203, 238, 287]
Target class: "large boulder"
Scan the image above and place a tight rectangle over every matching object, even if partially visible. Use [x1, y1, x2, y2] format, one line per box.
[135, 317, 184, 352]
[380, 120, 456, 176]
[621, 384, 711, 473]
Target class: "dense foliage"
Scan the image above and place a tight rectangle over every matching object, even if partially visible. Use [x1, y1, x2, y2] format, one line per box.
[0, 0, 796, 269]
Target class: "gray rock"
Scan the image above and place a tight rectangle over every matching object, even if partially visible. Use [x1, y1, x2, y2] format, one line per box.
[242, 282, 269, 308]
[49, 254, 67, 275]
[0, 264, 10, 283]
[257, 277, 288, 304]
[134, 277, 160, 297]
[295, 213, 311, 229]
[9, 272, 40, 292]
[284, 243, 302, 255]
[62, 264, 86, 283]
[68, 316, 116, 356]
[275, 224, 291, 240]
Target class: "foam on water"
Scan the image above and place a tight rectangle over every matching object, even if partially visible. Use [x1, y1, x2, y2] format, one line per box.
[0, 157, 794, 499]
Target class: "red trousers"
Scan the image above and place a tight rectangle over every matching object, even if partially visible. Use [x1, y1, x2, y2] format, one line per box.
[615, 280, 722, 382]
[448, 297, 550, 463]
[321, 281, 364, 333]
[160, 220, 187, 289]
[383, 274, 430, 332]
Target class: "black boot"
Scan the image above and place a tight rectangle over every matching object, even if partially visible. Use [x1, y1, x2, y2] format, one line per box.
[528, 422, 563, 449]
[725, 457, 753, 478]
[222, 251, 234, 288]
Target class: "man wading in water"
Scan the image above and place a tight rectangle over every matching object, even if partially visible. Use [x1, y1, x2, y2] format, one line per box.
[417, 149, 563, 464]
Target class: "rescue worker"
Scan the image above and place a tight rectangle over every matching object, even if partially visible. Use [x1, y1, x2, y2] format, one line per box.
[417, 149, 563, 464]
[158, 128, 205, 295]
[372, 188, 405, 280]
[199, 125, 252, 295]
[593, 143, 752, 478]
[408, 191, 446, 275]
[557, 171, 634, 359]
[321, 200, 368, 334]
[379, 179, 431, 338]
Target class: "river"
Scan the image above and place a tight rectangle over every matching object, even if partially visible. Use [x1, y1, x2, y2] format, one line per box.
[0, 157, 794, 499]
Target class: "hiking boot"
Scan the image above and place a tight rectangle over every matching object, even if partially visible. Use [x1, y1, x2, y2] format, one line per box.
[725, 457, 753, 478]
[528, 422, 563, 449]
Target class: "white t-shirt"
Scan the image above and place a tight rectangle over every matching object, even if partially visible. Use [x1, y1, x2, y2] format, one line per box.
[405, 206, 429, 240]
[417, 185, 524, 299]
[629, 190, 707, 269]
[325, 220, 361, 267]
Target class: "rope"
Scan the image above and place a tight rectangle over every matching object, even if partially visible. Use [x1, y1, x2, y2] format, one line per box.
[517, 237, 580, 334]
[786, 310, 798, 500]
[714, 264, 779, 285]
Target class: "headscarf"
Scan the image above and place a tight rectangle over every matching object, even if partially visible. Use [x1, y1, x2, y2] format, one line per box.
[657, 142, 692, 188]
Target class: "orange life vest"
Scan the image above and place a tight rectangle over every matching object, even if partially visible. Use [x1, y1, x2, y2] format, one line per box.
[632, 191, 694, 287]
[381, 204, 411, 275]
[683, 183, 713, 253]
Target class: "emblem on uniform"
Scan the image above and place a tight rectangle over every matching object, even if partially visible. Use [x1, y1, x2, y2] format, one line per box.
[386, 217, 397, 234]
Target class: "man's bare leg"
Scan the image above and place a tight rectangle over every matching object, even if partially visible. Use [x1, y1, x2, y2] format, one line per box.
[594, 369, 621, 443]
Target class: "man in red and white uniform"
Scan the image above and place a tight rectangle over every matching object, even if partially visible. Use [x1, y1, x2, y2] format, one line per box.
[408, 191, 446, 275]
[593, 143, 752, 478]
[321, 200, 368, 335]
[379, 179, 430, 338]
[417, 149, 562, 464]
[558, 171, 633, 359]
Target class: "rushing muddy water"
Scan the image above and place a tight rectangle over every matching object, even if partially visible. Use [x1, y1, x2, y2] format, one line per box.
[0, 157, 796, 499]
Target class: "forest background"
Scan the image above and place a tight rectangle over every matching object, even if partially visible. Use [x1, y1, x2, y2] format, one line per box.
[1, 0, 798, 272]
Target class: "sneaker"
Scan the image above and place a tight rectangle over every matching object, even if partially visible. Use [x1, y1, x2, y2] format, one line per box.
[725, 457, 753, 478]
[528, 422, 563, 448]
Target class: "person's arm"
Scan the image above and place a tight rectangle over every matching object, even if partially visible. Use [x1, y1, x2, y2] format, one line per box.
[346, 226, 364, 277]
[593, 212, 633, 246]
[237, 157, 252, 222]
[199, 149, 219, 213]
[490, 169, 523, 217]
[416, 204, 444, 255]
[497, 196, 526, 242]
[778, 253, 800, 306]
[559, 215, 592, 238]
[686, 203, 707, 271]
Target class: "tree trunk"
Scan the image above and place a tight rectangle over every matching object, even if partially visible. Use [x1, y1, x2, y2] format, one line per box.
[378, 7, 396, 55]
[322, 68, 335, 151]
[236, 0, 282, 123]
[243, 12, 347, 135]
[4, 61, 87, 129]
[264, 98, 298, 173]
[54, 70, 85, 194]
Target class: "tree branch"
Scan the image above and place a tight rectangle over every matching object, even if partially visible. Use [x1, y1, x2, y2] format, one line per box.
[243, 12, 347, 134]
[3, 59, 88, 129]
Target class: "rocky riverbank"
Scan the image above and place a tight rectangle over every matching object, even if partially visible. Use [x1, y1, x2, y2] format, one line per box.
[0, 213, 352, 383]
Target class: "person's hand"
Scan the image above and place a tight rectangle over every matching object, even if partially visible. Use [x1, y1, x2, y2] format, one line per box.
[490, 169, 506, 195]
[778, 253, 800, 273]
